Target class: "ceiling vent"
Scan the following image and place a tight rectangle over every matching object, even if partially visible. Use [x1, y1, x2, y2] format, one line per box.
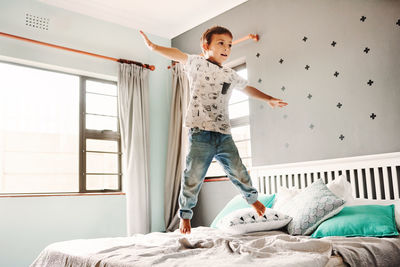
[25, 13, 49, 30]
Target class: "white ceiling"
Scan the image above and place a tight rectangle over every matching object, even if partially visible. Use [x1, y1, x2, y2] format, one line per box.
[38, 0, 248, 39]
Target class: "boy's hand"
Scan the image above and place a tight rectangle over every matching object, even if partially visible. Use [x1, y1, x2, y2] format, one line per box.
[267, 97, 288, 108]
[139, 30, 156, 50]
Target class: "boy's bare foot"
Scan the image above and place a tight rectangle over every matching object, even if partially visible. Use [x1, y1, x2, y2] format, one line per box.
[180, 218, 191, 234]
[251, 200, 266, 216]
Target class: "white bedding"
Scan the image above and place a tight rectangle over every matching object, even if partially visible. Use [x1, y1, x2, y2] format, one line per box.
[31, 227, 336, 267]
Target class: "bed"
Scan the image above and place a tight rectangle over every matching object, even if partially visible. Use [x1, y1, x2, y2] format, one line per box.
[31, 152, 400, 267]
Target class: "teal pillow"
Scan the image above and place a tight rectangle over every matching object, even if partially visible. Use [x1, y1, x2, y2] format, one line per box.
[311, 205, 399, 238]
[210, 194, 275, 228]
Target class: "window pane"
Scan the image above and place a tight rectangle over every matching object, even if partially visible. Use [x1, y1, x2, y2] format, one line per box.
[230, 89, 248, 104]
[86, 114, 118, 131]
[236, 68, 247, 79]
[229, 101, 249, 119]
[86, 93, 117, 117]
[86, 80, 117, 96]
[230, 67, 248, 104]
[86, 139, 118, 153]
[205, 161, 225, 177]
[86, 175, 118, 190]
[86, 152, 118, 174]
[236, 140, 252, 158]
[0, 62, 79, 193]
[231, 125, 250, 141]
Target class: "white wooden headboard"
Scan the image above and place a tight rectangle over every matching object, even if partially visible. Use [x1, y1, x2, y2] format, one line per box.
[251, 152, 400, 200]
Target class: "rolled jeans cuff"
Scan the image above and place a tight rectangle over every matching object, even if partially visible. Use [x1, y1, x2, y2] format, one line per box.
[179, 210, 193, 220]
[245, 190, 258, 205]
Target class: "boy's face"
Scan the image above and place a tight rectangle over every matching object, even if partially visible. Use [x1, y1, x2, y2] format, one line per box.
[203, 33, 232, 64]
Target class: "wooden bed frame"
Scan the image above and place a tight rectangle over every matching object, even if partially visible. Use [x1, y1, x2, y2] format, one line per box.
[251, 152, 400, 200]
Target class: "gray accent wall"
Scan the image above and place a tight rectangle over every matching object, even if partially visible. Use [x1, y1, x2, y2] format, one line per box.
[172, 0, 400, 166]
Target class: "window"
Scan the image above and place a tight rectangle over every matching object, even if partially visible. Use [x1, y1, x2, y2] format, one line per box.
[82, 78, 122, 192]
[205, 63, 252, 178]
[0, 61, 121, 194]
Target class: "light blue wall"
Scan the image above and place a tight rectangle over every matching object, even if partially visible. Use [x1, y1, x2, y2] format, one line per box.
[0, 0, 171, 266]
[0, 195, 126, 267]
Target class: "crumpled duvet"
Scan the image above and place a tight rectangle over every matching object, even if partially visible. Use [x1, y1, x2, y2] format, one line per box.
[31, 227, 333, 267]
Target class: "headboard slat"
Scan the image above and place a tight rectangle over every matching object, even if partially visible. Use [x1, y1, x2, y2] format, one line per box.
[392, 166, 399, 199]
[382, 167, 390, 200]
[365, 169, 373, 199]
[373, 168, 381, 200]
[355, 169, 364, 198]
[348, 169, 357, 198]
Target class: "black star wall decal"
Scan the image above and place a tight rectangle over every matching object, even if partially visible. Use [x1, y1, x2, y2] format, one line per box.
[396, 19, 400, 26]
[252, 14, 392, 153]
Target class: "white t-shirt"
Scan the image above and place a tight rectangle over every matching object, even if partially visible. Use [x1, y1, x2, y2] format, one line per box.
[182, 54, 249, 134]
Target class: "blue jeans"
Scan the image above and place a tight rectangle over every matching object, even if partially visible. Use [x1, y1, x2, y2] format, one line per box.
[178, 128, 258, 220]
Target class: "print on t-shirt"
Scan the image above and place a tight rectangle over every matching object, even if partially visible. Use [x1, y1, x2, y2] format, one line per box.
[183, 54, 249, 134]
[221, 82, 231, 95]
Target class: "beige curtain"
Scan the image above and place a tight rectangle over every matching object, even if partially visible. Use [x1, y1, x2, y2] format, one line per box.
[164, 63, 190, 231]
[118, 63, 151, 235]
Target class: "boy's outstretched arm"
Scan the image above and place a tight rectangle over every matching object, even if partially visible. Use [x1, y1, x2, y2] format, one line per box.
[139, 30, 188, 64]
[242, 85, 288, 108]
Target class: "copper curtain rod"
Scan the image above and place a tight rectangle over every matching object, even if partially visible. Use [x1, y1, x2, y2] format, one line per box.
[0, 31, 156, 71]
[167, 33, 259, 69]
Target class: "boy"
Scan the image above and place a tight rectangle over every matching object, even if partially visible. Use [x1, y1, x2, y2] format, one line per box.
[140, 26, 288, 234]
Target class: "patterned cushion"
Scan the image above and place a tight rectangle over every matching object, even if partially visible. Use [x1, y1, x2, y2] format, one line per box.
[210, 194, 276, 228]
[216, 207, 292, 234]
[274, 178, 345, 235]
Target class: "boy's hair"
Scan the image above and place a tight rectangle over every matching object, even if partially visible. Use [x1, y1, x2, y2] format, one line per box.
[200, 26, 233, 53]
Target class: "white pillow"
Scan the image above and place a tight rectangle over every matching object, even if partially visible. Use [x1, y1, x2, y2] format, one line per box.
[326, 174, 354, 203]
[273, 174, 352, 210]
[216, 208, 292, 235]
[347, 198, 400, 230]
[272, 186, 301, 210]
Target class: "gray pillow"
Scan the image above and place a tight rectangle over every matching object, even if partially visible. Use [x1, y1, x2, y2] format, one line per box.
[274, 178, 345, 235]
